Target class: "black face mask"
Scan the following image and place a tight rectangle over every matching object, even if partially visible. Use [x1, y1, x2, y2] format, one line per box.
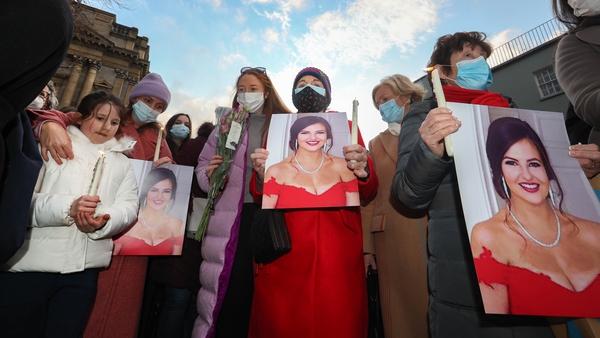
[293, 86, 328, 113]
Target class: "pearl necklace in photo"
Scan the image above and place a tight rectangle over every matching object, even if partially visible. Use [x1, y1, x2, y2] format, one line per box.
[141, 210, 165, 230]
[508, 206, 561, 248]
[294, 152, 324, 174]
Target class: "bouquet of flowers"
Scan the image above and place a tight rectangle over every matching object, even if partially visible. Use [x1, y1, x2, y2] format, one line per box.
[195, 105, 251, 241]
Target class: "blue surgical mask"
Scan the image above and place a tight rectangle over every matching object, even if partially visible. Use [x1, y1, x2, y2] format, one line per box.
[170, 124, 190, 139]
[453, 56, 493, 91]
[294, 84, 326, 97]
[379, 97, 409, 123]
[132, 101, 160, 124]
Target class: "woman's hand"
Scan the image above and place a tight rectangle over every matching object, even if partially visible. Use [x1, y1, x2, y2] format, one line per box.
[75, 212, 110, 233]
[569, 143, 600, 178]
[418, 107, 461, 158]
[343, 144, 368, 178]
[70, 196, 100, 217]
[40, 122, 74, 164]
[154, 156, 174, 168]
[364, 253, 377, 275]
[205, 155, 223, 179]
[250, 148, 269, 181]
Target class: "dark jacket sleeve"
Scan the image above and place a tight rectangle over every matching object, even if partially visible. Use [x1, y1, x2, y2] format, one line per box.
[555, 27, 600, 129]
[175, 136, 209, 198]
[391, 99, 454, 209]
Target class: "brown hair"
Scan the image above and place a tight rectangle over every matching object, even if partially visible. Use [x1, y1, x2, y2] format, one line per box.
[231, 69, 292, 140]
[426, 32, 492, 88]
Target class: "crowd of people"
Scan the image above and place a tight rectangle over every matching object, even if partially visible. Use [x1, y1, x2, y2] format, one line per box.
[1, 0, 600, 337]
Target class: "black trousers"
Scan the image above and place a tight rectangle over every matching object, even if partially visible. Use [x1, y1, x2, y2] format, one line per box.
[215, 203, 259, 338]
[0, 269, 100, 338]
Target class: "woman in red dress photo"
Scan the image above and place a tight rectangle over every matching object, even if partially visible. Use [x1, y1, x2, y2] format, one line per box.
[471, 117, 600, 317]
[262, 115, 359, 209]
[114, 168, 185, 255]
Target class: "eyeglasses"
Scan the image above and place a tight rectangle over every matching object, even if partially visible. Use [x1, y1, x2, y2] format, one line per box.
[240, 67, 266, 74]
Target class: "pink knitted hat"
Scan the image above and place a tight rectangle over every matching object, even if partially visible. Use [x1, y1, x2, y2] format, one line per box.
[129, 73, 171, 110]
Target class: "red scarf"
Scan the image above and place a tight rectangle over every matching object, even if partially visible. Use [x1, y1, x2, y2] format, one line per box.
[442, 85, 510, 108]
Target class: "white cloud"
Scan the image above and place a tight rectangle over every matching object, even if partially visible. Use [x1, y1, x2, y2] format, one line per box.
[292, 0, 440, 71]
[235, 8, 246, 24]
[218, 52, 248, 68]
[488, 29, 517, 49]
[237, 29, 255, 44]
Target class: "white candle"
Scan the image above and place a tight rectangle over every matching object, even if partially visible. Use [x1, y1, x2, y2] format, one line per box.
[431, 68, 453, 157]
[154, 126, 164, 162]
[89, 152, 104, 196]
[351, 99, 359, 144]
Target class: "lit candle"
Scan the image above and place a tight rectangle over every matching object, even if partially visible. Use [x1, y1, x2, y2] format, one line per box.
[351, 98, 359, 144]
[430, 67, 453, 157]
[89, 151, 104, 196]
[154, 126, 164, 162]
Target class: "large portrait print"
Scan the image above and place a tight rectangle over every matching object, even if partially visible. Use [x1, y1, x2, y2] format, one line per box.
[450, 102, 600, 318]
[113, 160, 194, 255]
[262, 112, 359, 209]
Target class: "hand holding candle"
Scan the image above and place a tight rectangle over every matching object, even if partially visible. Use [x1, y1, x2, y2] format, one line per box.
[89, 151, 104, 196]
[351, 99, 359, 145]
[430, 67, 453, 157]
[154, 126, 164, 162]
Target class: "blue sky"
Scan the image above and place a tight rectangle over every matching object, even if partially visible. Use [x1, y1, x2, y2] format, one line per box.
[96, 0, 555, 143]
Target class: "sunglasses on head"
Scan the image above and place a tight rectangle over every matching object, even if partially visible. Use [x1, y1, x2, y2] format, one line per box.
[240, 67, 266, 74]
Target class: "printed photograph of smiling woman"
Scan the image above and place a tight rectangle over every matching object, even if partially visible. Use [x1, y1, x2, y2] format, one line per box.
[447, 104, 600, 318]
[262, 113, 359, 209]
[113, 161, 194, 255]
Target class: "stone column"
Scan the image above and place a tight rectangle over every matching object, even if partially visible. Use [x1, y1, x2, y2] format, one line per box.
[78, 59, 102, 102]
[59, 56, 85, 108]
[124, 76, 139, 106]
[112, 68, 128, 98]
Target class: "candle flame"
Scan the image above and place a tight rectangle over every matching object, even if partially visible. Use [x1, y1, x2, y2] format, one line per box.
[424, 67, 435, 72]
[99, 150, 104, 156]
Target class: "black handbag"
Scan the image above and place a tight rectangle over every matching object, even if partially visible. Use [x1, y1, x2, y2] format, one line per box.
[250, 208, 291, 264]
[367, 265, 385, 338]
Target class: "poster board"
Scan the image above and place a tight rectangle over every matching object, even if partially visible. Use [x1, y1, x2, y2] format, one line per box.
[113, 160, 194, 255]
[450, 102, 600, 318]
[263, 112, 359, 209]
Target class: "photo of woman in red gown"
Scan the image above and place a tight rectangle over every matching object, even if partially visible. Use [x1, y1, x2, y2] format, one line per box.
[471, 117, 600, 317]
[263, 115, 359, 209]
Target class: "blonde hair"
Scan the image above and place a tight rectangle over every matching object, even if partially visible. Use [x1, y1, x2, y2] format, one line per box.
[372, 74, 425, 108]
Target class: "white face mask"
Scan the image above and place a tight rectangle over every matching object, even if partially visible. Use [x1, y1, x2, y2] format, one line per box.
[237, 92, 265, 113]
[568, 0, 600, 16]
[27, 96, 45, 110]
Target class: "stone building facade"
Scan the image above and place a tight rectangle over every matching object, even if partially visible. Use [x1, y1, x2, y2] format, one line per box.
[52, 3, 150, 109]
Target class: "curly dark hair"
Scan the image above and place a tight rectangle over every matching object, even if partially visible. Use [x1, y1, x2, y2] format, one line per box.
[426, 32, 492, 88]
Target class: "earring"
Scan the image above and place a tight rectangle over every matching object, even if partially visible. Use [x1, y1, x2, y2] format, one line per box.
[324, 139, 331, 152]
[143, 198, 147, 208]
[295, 140, 298, 150]
[548, 181, 558, 208]
[166, 200, 174, 211]
[501, 177, 511, 199]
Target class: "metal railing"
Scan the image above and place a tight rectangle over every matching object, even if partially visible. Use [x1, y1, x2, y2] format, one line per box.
[488, 18, 568, 68]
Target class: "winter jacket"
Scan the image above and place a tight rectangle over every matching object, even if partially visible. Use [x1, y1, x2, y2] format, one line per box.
[4, 126, 139, 273]
[392, 99, 554, 337]
[555, 25, 600, 145]
[193, 126, 249, 338]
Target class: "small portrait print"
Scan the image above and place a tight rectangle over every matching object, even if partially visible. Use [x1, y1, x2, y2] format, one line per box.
[114, 161, 194, 255]
[263, 113, 359, 209]
[449, 103, 600, 318]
